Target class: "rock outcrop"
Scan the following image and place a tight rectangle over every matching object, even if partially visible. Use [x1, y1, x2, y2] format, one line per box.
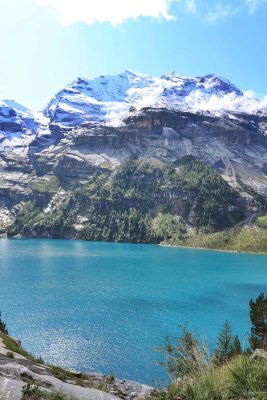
[0, 336, 154, 400]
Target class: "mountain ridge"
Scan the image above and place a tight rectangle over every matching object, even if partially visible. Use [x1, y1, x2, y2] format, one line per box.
[0, 71, 267, 250]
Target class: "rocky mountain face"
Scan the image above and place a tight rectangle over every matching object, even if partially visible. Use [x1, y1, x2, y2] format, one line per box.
[1, 71, 267, 240]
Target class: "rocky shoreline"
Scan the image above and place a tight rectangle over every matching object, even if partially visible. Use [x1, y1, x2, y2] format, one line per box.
[0, 335, 154, 400]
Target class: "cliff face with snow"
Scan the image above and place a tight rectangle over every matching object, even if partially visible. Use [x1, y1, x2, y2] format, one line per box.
[0, 71, 267, 236]
[43, 71, 244, 127]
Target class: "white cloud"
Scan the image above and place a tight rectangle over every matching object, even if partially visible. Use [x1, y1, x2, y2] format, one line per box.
[246, 0, 260, 13]
[178, 1, 239, 22]
[185, 0, 197, 14]
[35, 0, 176, 26]
[184, 89, 267, 114]
[35, 0, 267, 26]
[179, 0, 265, 22]
[205, 4, 238, 22]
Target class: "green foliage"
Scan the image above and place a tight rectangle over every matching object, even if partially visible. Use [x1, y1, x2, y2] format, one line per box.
[31, 175, 60, 193]
[231, 335, 242, 357]
[256, 214, 267, 229]
[227, 356, 267, 399]
[156, 326, 266, 400]
[213, 321, 241, 365]
[155, 294, 267, 400]
[81, 156, 244, 242]
[48, 365, 87, 385]
[8, 201, 42, 236]
[180, 369, 225, 400]
[158, 325, 210, 381]
[154, 355, 267, 400]
[176, 156, 245, 231]
[41, 194, 80, 232]
[179, 225, 267, 253]
[156, 325, 226, 400]
[1, 335, 44, 364]
[82, 207, 153, 243]
[9, 155, 246, 243]
[151, 214, 186, 242]
[249, 292, 267, 350]
[21, 384, 69, 400]
[213, 321, 233, 365]
[0, 311, 8, 335]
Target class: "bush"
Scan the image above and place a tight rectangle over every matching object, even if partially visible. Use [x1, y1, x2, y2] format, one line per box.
[158, 325, 211, 381]
[256, 214, 267, 229]
[156, 303, 267, 400]
[154, 351, 267, 400]
[21, 384, 69, 400]
[227, 356, 267, 399]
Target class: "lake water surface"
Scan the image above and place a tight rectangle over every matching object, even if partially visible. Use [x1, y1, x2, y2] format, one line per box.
[0, 239, 266, 384]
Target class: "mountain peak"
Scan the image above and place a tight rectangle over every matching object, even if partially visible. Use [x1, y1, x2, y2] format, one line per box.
[198, 74, 242, 95]
[41, 70, 266, 128]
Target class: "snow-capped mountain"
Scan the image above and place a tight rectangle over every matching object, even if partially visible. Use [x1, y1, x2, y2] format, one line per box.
[1, 70, 267, 235]
[44, 71, 267, 130]
[1, 71, 266, 139]
[0, 98, 49, 157]
[44, 70, 257, 128]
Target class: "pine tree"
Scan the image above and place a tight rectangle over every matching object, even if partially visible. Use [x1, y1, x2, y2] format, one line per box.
[0, 311, 8, 335]
[230, 335, 242, 357]
[213, 320, 233, 364]
[249, 292, 267, 350]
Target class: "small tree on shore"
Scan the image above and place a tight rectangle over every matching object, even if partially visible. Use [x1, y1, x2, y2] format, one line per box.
[213, 320, 233, 364]
[231, 335, 242, 356]
[0, 311, 8, 335]
[158, 324, 210, 380]
[249, 292, 267, 350]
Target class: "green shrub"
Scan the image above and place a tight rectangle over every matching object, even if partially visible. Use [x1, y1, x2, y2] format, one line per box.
[158, 325, 211, 381]
[256, 214, 267, 229]
[227, 356, 267, 399]
[21, 384, 69, 400]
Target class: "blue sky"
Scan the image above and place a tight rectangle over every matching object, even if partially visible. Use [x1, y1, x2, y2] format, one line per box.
[1, 0, 267, 110]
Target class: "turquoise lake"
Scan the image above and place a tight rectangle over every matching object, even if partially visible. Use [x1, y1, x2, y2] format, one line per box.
[0, 239, 267, 384]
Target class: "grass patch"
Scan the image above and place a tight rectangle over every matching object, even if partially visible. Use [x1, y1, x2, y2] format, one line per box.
[1, 334, 44, 364]
[48, 365, 75, 382]
[175, 225, 267, 253]
[227, 356, 267, 399]
[256, 214, 267, 229]
[31, 176, 60, 193]
[21, 383, 70, 400]
[153, 355, 267, 400]
[21, 374, 49, 388]
[48, 364, 87, 385]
